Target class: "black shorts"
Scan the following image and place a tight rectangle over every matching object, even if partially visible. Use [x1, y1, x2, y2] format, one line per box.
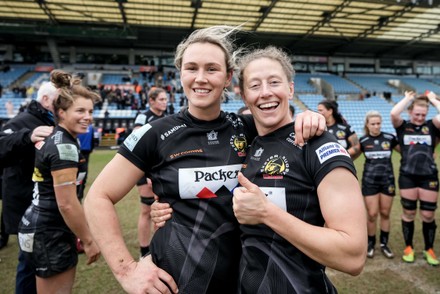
[399, 173, 439, 191]
[362, 182, 396, 197]
[19, 229, 77, 278]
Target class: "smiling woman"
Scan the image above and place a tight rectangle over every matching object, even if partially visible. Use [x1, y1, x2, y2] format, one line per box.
[84, 25, 327, 294]
[17, 70, 101, 294]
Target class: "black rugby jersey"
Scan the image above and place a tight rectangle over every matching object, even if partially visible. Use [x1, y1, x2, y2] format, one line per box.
[133, 109, 165, 127]
[239, 123, 356, 294]
[359, 132, 398, 186]
[19, 126, 86, 234]
[327, 123, 355, 150]
[395, 120, 440, 176]
[119, 108, 256, 293]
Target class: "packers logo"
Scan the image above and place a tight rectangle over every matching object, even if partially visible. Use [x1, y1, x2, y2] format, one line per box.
[230, 134, 247, 157]
[336, 130, 346, 139]
[381, 141, 390, 150]
[32, 167, 43, 182]
[260, 155, 290, 179]
[422, 126, 429, 135]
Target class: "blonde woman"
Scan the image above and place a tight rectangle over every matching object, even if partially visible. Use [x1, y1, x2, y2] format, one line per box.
[359, 111, 399, 259]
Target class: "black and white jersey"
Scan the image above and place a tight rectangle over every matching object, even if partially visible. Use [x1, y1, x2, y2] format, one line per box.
[327, 123, 355, 149]
[395, 120, 440, 176]
[119, 108, 257, 293]
[133, 109, 165, 127]
[19, 125, 86, 233]
[360, 132, 398, 185]
[239, 123, 356, 294]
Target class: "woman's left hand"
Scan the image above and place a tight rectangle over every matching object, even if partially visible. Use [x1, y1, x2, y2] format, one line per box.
[294, 110, 326, 146]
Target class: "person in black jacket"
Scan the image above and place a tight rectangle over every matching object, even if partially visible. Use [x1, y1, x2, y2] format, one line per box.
[0, 166, 8, 250]
[0, 80, 58, 294]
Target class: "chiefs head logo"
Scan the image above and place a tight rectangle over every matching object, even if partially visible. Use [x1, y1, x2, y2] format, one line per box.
[381, 141, 390, 150]
[336, 130, 346, 139]
[230, 134, 247, 157]
[260, 155, 290, 178]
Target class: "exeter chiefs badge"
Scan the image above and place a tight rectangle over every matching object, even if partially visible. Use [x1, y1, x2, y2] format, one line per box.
[230, 134, 247, 157]
[260, 155, 290, 179]
[381, 141, 390, 150]
[336, 130, 346, 139]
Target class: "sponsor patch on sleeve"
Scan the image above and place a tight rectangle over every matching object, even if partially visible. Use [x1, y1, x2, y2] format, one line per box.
[315, 142, 350, 164]
[124, 124, 152, 151]
[56, 144, 79, 162]
[134, 114, 147, 126]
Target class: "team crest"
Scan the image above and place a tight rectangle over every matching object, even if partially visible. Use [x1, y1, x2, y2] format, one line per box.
[32, 167, 43, 182]
[381, 141, 390, 150]
[207, 130, 219, 145]
[388, 184, 395, 195]
[429, 181, 438, 189]
[260, 155, 290, 179]
[229, 134, 247, 157]
[336, 130, 346, 139]
[422, 126, 429, 135]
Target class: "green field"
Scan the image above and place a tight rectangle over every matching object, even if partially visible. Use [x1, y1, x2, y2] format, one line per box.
[1, 149, 439, 293]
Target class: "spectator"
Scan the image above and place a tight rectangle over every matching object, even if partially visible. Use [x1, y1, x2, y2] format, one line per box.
[0, 167, 8, 250]
[77, 124, 95, 201]
[0, 79, 58, 294]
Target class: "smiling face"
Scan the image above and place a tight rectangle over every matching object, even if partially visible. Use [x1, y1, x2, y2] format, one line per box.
[242, 57, 294, 136]
[180, 42, 232, 120]
[58, 97, 94, 137]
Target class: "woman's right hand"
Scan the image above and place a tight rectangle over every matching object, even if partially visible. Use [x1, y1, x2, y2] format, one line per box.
[404, 90, 416, 101]
[151, 200, 173, 230]
[83, 239, 101, 265]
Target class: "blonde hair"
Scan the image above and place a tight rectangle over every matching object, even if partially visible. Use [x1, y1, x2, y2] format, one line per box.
[363, 110, 382, 136]
[174, 25, 240, 74]
[50, 70, 100, 121]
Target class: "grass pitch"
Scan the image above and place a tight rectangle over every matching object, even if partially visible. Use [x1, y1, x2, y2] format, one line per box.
[1, 149, 439, 293]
